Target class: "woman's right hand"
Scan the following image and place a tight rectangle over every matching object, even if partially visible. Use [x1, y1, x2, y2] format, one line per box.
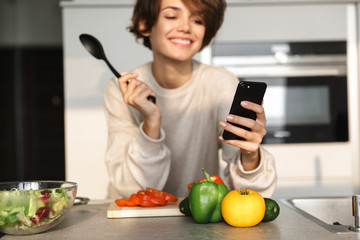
[118, 73, 161, 139]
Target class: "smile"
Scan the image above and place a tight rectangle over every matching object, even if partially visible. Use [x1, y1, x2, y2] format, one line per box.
[170, 38, 191, 45]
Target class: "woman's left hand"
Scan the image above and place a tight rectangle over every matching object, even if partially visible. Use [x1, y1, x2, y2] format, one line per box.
[219, 101, 266, 169]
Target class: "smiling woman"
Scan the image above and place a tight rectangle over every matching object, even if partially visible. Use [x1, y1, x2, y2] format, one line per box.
[104, 0, 277, 199]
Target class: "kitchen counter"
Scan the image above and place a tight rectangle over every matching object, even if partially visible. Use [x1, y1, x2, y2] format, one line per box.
[1, 200, 360, 240]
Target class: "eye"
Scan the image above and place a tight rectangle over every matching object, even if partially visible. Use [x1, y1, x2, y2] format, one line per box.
[165, 16, 177, 20]
[191, 16, 203, 25]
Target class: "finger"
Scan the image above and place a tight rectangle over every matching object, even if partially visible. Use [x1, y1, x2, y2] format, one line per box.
[220, 120, 264, 144]
[226, 115, 266, 137]
[241, 101, 263, 114]
[241, 101, 266, 125]
[118, 73, 138, 95]
[123, 78, 141, 103]
[128, 82, 154, 105]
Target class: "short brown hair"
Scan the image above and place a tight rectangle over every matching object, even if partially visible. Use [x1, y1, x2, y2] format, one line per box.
[128, 0, 227, 50]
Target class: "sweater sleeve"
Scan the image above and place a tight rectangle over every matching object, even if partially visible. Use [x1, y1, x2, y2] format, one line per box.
[104, 78, 171, 198]
[221, 145, 277, 198]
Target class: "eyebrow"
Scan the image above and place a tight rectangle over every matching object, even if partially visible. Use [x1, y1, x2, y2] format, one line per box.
[161, 6, 181, 12]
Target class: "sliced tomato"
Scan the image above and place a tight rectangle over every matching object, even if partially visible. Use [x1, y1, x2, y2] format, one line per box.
[139, 199, 157, 207]
[150, 196, 167, 206]
[126, 200, 138, 207]
[115, 198, 128, 207]
[129, 194, 141, 205]
[145, 188, 166, 200]
[137, 190, 152, 201]
[115, 198, 137, 207]
[146, 187, 178, 202]
[164, 192, 178, 202]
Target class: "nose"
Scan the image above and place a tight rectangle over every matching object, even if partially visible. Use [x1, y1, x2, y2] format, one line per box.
[177, 19, 191, 32]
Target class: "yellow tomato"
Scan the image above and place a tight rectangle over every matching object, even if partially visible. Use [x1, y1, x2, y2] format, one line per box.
[221, 189, 265, 227]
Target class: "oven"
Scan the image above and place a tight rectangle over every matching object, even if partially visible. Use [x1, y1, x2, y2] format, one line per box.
[212, 41, 348, 144]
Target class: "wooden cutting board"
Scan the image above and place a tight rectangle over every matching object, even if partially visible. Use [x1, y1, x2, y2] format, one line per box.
[107, 199, 185, 218]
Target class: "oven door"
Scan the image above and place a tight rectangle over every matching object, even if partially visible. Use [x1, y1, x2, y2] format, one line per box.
[239, 76, 349, 144]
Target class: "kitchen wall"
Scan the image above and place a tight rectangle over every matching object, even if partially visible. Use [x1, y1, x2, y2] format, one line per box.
[61, 0, 360, 199]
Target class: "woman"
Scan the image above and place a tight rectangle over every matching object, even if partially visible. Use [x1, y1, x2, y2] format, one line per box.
[104, 0, 277, 199]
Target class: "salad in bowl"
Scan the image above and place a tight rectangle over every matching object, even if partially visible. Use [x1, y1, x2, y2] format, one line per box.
[0, 181, 77, 235]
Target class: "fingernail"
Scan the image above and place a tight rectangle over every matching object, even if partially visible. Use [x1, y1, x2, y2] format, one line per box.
[227, 115, 234, 121]
[241, 101, 248, 106]
[220, 121, 226, 127]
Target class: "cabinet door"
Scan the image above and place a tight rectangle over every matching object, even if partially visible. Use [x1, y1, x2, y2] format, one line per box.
[217, 4, 346, 42]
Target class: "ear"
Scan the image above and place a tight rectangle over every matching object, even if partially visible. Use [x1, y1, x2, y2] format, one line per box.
[139, 19, 151, 37]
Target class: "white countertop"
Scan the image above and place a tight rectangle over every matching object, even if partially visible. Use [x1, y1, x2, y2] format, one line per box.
[2, 200, 360, 240]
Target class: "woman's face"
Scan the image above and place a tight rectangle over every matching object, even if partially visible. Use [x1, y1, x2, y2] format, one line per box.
[146, 0, 206, 63]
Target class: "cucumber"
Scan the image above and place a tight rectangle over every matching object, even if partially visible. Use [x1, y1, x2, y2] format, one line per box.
[179, 197, 192, 216]
[262, 198, 280, 222]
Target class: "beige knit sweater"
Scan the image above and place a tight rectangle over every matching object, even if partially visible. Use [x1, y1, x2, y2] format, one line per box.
[104, 60, 277, 199]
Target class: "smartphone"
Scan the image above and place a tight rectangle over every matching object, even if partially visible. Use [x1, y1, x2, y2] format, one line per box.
[222, 81, 267, 140]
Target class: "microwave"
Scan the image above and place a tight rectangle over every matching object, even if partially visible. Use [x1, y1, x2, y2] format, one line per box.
[212, 41, 348, 144]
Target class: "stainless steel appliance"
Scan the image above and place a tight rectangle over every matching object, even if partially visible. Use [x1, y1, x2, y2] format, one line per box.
[212, 41, 348, 144]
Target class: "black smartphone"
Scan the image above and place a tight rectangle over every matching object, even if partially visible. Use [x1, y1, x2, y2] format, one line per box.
[222, 81, 267, 140]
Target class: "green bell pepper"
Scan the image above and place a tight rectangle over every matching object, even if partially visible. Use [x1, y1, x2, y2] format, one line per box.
[189, 168, 229, 223]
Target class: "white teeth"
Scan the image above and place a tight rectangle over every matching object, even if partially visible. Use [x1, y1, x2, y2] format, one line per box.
[171, 39, 191, 45]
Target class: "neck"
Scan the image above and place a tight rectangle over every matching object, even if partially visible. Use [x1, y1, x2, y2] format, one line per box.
[151, 58, 193, 89]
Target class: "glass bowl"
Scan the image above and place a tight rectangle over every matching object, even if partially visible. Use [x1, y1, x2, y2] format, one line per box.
[0, 181, 77, 235]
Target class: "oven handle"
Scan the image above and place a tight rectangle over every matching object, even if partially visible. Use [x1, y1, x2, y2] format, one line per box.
[226, 65, 347, 78]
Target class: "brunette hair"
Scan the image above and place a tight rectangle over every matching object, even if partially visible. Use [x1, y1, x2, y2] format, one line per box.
[128, 0, 227, 50]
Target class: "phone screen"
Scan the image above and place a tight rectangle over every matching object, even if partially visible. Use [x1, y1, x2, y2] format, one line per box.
[222, 81, 267, 140]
